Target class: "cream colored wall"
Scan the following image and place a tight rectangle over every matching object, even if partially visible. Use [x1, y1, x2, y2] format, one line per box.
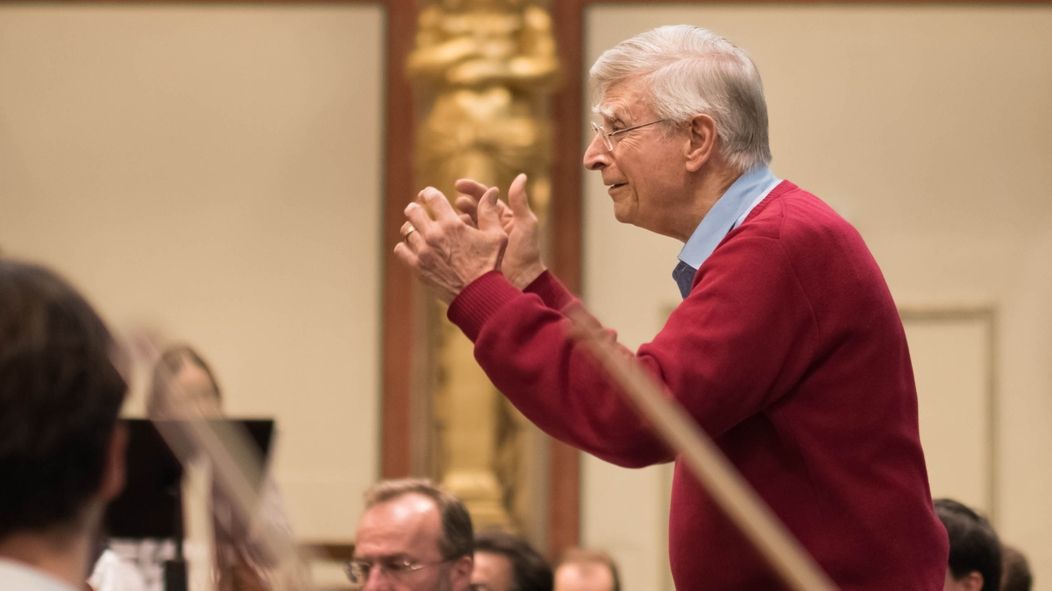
[583, 5, 1052, 590]
[0, 5, 384, 543]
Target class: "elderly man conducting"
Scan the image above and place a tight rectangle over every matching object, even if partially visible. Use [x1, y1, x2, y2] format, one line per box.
[349, 479, 474, 591]
[395, 25, 947, 590]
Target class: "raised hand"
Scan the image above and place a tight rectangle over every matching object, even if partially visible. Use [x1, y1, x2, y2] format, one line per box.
[454, 173, 546, 290]
[394, 185, 508, 303]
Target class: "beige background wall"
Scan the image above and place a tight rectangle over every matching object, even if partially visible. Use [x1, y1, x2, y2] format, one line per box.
[583, 5, 1052, 590]
[0, 5, 384, 542]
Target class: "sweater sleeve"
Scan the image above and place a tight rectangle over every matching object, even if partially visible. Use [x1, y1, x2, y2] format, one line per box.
[523, 270, 575, 309]
[446, 234, 817, 467]
[449, 271, 673, 467]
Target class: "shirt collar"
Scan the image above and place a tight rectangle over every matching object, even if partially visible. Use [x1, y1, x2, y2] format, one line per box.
[672, 166, 780, 299]
[677, 165, 779, 271]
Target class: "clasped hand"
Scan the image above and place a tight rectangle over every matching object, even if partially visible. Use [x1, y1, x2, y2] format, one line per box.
[394, 173, 546, 303]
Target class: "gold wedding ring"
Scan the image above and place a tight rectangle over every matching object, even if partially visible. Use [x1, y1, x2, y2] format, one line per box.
[401, 222, 417, 242]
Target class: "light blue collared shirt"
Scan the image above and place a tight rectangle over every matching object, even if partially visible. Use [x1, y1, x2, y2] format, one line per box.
[672, 166, 781, 298]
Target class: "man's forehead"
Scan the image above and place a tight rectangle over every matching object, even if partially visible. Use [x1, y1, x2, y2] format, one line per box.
[361, 492, 441, 527]
[555, 562, 615, 591]
[472, 551, 514, 590]
[355, 492, 443, 554]
[594, 80, 650, 121]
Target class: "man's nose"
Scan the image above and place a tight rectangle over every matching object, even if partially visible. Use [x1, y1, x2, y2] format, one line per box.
[583, 132, 610, 171]
[361, 565, 390, 590]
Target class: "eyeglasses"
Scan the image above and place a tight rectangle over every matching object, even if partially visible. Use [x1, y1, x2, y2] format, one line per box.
[344, 556, 453, 588]
[591, 119, 667, 151]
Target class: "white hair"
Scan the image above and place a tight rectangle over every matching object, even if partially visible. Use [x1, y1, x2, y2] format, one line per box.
[589, 25, 771, 172]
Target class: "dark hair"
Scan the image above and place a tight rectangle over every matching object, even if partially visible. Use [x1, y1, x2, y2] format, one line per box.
[475, 530, 553, 591]
[0, 261, 126, 538]
[557, 548, 621, 591]
[363, 478, 473, 560]
[935, 498, 1002, 591]
[1001, 544, 1033, 591]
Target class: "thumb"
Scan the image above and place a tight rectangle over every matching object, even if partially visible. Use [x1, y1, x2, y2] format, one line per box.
[508, 173, 532, 218]
[476, 186, 502, 232]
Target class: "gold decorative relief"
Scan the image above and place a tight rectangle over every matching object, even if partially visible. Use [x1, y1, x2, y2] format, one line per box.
[407, 0, 558, 533]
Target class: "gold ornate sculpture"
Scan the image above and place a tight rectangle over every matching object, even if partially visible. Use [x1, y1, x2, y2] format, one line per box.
[407, 0, 558, 531]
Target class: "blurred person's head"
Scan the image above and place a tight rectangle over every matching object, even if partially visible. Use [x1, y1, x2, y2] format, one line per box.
[935, 498, 1001, 591]
[0, 260, 128, 585]
[553, 548, 619, 591]
[147, 344, 222, 419]
[472, 530, 552, 591]
[1000, 544, 1032, 591]
[351, 478, 474, 591]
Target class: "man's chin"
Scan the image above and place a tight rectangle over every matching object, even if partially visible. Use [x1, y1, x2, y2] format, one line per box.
[611, 203, 635, 225]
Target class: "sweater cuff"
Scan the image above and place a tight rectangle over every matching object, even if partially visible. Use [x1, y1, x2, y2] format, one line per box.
[448, 270, 522, 342]
[524, 270, 574, 310]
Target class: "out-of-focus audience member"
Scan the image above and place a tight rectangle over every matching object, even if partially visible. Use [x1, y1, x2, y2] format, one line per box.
[106, 344, 289, 590]
[553, 548, 620, 591]
[935, 498, 1001, 591]
[472, 530, 552, 591]
[1000, 544, 1033, 591]
[0, 260, 128, 590]
[103, 345, 227, 591]
[147, 345, 224, 419]
[152, 345, 276, 591]
[349, 478, 474, 591]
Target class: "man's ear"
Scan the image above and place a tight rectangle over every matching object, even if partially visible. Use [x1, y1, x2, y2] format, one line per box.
[451, 554, 474, 588]
[685, 114, 718, 172]
[99, 422, 128, 502]
[959, 571, 985, 591]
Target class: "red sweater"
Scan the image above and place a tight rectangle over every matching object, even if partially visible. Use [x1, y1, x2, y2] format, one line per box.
[448, 181, 948, 590]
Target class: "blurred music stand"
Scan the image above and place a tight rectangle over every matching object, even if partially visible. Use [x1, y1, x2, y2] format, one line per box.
[105, 418, 274, 591]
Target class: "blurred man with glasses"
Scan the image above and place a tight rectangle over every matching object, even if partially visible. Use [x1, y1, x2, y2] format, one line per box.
[349, 479, 473, 591]
[396, 24, 947, 591]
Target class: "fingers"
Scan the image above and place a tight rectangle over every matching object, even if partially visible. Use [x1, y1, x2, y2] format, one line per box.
[404, 186, 453, 236]
[508, 173, 533, 218]
[475, 187, 503, 232]
[414, 186, 458, 222]
[495, 198, 514, 222]
[454, 195, 479, 220]
[456, 195, 513, 228]
[400, 182, 510, 244]
[400, 221, 417, 241]
[454, 178, 490, 200]
[392, 240, 419, 268]
[454, 179, 497, 227]
[403, 201, 431, 235]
